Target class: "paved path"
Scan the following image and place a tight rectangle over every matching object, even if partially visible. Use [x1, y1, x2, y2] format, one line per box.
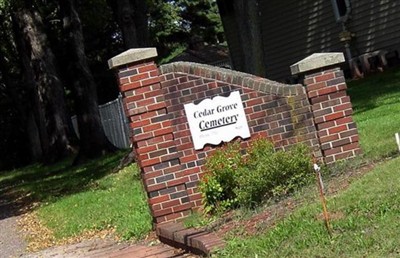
[21, 239, 197, 258]
[0, 191, 196, 258]
[0, 198, 27, 258]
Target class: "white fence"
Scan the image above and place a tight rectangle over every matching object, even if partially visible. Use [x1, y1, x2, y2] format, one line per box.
[71, 95, 130, 149]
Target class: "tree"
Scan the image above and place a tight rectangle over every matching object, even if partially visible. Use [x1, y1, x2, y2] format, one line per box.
[147, 0, 224, 60]
[217, 0, 266, 77]
[60, 0, 116, 164]
[11, 1, 75, 163]
[107, 0, 149, 49]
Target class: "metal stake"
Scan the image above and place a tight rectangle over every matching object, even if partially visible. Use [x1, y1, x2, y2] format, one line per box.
[313, 157, 332, 236]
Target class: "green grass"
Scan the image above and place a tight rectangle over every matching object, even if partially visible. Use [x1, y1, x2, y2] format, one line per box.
[348, 68, 400, 160]
[219, 156, 400, 257]
[37, 164, 152, 240]
[0, 152, 152, 241]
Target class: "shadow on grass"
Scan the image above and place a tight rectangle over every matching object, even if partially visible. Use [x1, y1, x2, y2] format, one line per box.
[347, 68, 400, 115]
[0, 151, 128, 218]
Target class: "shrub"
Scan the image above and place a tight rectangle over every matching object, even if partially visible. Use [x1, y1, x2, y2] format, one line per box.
[236, 142, 313, 208]
[199, 142, 243, 213]
[199, 138, 313, 213]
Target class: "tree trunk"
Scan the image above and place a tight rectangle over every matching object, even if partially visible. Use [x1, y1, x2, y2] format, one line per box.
[60, 0, 116, 164]
[217, 0, 266, 77]
[12, 7, 74, 163]
[0, 50, 43, 162]
[107, 0, 149, 49]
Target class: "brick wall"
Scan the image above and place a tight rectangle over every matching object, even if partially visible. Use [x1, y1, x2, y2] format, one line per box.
[109, 49, 360, 224]
[303, 68, 362, 163]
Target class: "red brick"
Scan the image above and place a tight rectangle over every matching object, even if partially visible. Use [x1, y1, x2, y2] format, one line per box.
[149, 195, 170, 205]
[342, 142, 360, 151]
[335, 116, 353, 125]
[128, 61, 153, 70]
[324, 146, 342, 156]
[137, 98, 155, 107]
[156, 216, 166, 224]
[143, 170, 163, 180]
[120, 81, 141, 92]
[304, 77, 315, 85]
[135, 85, 154, 95]
[306, 82, 326, 92]
[164, 212, 184, 222]
[141, 77, 161, 87]
[130, 73, 149, 82]
[246, 98, 263, 106]
[154, 127, 174, 137]
[150, 70, 159, 77]
[167, 177, 190, 187]
[249, 111, 266, 120]
[331, 138, 351, 148]
[337, 83, 347, 91]
[138, 64, 157, 73]
[328, 90, 347, 100]
[153, 204, 162, 211]
[324, 111, 344, 122]
[189, 193, 202, 201]
[180, 155, 197, 163]
[147, 182, 167, 192]
[157, 141, 175, 150]
[310, 94, 329, 104]
[162, 199, 181, 209]
[163, 165, 182, 174]
[320, 134, 339, 143]
[141, 157, 161, 167]
[130, 119, 151, 128]
[147, 102, 167, 112]
[128, 106, 147, 116]
[351, 135, 359, 142]
[334, 150, 355, 160]
[143, 123, 162, 133]
[333, 103, 352, 112]
[160, 153, 181, 162]
[162, 120, 173, 128]
[328, 125, 347, 134]
[124, 94, 144, 103]
[133, 132, 153, 142]
[136, 145, 157, 155]
[172, 203, 193, 213]
[119, 77, 129, 85]
[144, 89, 163, 98]
[153, 208, 173, 217]
[315, 73, 335, 82]
[317, 86, 339, 96]
[317, 121, 335, 130]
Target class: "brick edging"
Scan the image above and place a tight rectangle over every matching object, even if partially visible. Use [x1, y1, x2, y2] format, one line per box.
[160, 62, 305, 97]
[156, 222, 225, 256]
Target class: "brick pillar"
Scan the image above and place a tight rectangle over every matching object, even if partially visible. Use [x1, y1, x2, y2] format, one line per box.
[108, 48, 192, 224]
[291, 53, 361, 163]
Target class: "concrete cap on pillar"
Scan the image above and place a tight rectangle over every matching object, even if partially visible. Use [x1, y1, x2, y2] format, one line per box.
[108, 48, 158, 69]
[290, 53, 345, 75]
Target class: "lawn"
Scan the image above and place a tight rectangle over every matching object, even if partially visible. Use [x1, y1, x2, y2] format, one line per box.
[0, 152, 152, 242]
[347, 68, 400, 160]
[219, 156, 400, 257]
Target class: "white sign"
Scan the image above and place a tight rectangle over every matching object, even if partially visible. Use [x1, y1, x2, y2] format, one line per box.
[184, 91, 250, 150]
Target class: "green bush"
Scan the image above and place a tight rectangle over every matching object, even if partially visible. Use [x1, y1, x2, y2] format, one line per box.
[236, 142, 313, 208]
[199, 138, 313, 213]
[199, 142, 243, 213]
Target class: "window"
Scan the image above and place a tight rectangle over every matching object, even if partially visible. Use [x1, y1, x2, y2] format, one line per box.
[331, 0, 351, 23]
